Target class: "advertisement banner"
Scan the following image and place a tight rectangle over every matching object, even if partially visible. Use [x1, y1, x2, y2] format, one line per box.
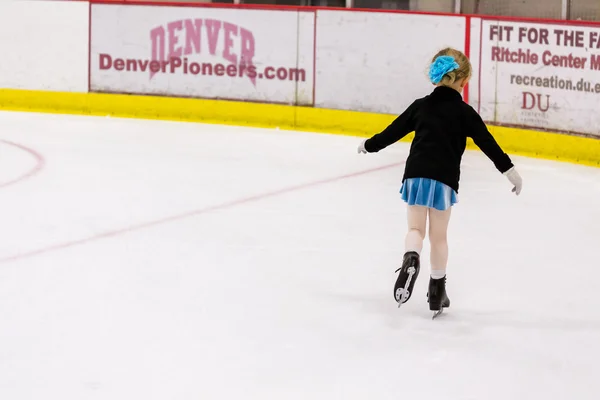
[480, 19, 600, 136]
[90, 4, 315, 105]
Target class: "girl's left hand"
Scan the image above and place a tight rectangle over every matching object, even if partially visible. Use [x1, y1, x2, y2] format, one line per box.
[357, 140, 367, 154]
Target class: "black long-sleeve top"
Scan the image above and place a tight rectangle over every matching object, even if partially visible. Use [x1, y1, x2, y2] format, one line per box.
[364, 86, 513, 193]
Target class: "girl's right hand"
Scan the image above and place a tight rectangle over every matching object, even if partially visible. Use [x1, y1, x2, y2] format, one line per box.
[503, 167, 522, 195]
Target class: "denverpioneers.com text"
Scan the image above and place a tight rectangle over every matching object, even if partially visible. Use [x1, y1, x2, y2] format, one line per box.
[99, 54, 306, 82]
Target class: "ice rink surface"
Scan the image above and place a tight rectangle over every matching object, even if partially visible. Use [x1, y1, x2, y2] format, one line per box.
[0, 110, 598, 400]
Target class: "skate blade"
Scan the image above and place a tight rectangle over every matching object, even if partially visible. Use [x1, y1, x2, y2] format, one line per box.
[395, 267, 416, 308]
[396, 289, 407, 308]
[432, 309, 444, 320]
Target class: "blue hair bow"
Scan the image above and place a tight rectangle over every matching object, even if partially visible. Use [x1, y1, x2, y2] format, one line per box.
[429, 55, 460, 84]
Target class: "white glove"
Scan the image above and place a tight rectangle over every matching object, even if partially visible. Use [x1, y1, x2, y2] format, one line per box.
[503, 166, 522, 195]
[357, 139, 367, 154]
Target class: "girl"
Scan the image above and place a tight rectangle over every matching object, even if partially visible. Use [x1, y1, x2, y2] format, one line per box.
[357, 48, 522, 317]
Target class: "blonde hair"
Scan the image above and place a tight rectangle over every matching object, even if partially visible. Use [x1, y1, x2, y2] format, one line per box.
[430, 48, 471, 86]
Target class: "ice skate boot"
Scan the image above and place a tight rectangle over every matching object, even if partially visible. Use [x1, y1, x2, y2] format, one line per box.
[427, 276, 450, 319]
[394, 251, 420, 307]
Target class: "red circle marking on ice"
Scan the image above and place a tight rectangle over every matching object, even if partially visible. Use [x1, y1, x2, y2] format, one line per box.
[0, 139, 45, 189]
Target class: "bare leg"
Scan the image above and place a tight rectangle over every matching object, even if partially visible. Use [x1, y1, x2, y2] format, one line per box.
[428, 207, 452, 278]
[405, 205, 428, 254]
[394, 205, 428, 304]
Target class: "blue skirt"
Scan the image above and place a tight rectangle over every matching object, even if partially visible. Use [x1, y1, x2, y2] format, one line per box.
[400, 178, 458, 211]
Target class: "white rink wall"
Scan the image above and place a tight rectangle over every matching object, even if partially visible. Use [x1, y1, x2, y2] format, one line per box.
[314, 10, 466, 114]
[0, 0, 89, 92]
[2, 1, 600, 137]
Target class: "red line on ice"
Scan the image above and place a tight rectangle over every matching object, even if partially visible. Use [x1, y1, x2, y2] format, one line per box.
[0, 161, 403, 263]
[0, 140, 46, 190]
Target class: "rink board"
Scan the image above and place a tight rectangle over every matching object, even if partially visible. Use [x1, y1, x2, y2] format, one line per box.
[0, 0, 599, 168]
[90, 4, 316, 105]
[0, 88, 599, 168]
